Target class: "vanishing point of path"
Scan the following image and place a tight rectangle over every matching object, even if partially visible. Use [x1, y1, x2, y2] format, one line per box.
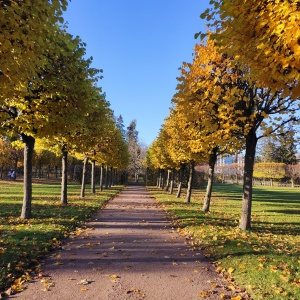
[14, 186, 238, 300]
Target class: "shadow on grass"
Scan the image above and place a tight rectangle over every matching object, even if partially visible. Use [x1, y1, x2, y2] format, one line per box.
[210, 184, 300, 202]
[266, 209, 300, 215]
[138, 185, 300, 238]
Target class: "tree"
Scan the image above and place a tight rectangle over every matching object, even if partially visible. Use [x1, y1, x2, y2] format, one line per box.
[257, 136, 278, 163]
[199, 0, 300, 98]
[286, 164, 300, 187]
[147, 121, 180, 191]
[94, 123, 129, 189]
[126, 120, 143, 182]
[166, 36, 300, 230]
[258, 131, 298, 164]
[115, 115, 126, 139]
[172, 39, 245, 211]
[272, 133, 298, 165]
[0, 137, 24, 178]
[0, 0, 68, 102]
[161, 110, 204, 203]
[0, 138, 14, 178]
[0, 29, 101, 217]
[253, 162, 286, 185]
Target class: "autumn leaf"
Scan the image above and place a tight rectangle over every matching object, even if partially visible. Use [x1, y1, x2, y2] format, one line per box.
[198, 289, 215, 298]
[231, 296, 242, 300]
[77, 279, 89, 285]
[220, 293, 231, 299]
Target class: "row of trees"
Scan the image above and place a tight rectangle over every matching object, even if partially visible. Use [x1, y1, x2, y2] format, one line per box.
[147, 0, 300, 230]
[0, 1, 129, 219]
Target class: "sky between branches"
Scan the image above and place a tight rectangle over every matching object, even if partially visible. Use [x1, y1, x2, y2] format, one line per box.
[63, 0, 210, 146]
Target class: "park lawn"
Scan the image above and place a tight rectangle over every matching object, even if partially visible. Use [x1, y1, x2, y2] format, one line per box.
[148, 184, 300, 300]
[0, 180, 122, 293]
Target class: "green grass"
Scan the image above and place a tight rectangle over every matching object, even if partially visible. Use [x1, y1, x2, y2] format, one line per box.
[0, 180, 123, 292]
[148, 184, 300, 300]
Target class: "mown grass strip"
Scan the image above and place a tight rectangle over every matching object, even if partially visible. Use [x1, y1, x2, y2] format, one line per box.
[0, 180, 123, 292]
[148, 184, 300, 300]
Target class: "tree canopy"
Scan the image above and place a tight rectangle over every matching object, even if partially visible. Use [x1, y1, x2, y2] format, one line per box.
[199, 0, 300, 97]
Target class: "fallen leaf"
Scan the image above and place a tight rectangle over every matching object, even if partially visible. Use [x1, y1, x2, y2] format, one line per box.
[198, 290, 215, 298]
[77, 279, 89, 285]
[231, 296, 242, 300]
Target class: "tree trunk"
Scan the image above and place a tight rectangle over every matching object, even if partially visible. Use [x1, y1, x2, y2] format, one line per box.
[165, 170, 171, 191]
[91, 160, 96, 193]
[158, 170, 162, 188]
[21, 134, 35, 219]
[105, 165, 109, 189]
[99, 163, 104, 191]
[61, 149, 68, 205]
[38, 165, 42, 178]
[185, 161, 194, 203]
[80, 156, 88, 198]
[202, 148, 218, 212]
[170, 169, 175, 194]
[291, 177, 295, 188]
[176, 167, 183, 198]
[161, 177, 165, 189]
[115, 170, 118, 185]
[240, 129, 258, 230]
[109, 167, 113, 187]
[55, 166, 58, 178]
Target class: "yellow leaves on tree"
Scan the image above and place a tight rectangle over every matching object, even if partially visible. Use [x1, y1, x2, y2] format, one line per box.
[200, 0, 300, 98]
[0, 0, 68, 101]
[172, 38, 245, 156]
[253, 162, 286, 179]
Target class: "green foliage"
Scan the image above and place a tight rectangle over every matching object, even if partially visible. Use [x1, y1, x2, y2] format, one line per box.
[126, 120, 144, 177]
[272, 134, 298, 165]
[0, 180, 122, 292]
[148, 184, 300, 300]
[258, 133, 298, 165]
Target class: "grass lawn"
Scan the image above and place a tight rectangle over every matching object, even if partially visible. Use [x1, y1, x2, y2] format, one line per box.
[148, 183, 300, 300]
[0, 179, 123, 293]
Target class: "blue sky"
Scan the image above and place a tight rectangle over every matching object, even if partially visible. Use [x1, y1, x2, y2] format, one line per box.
[63, 0, 210, 146]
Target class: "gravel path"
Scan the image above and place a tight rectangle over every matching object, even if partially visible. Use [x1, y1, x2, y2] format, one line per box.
[13, 185, 238, 300]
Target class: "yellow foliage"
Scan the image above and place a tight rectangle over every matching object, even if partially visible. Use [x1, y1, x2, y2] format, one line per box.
[253, 162, 286, 179]
[202, 0, 300, 98]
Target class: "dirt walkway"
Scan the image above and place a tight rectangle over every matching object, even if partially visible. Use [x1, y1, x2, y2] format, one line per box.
[13, 186, 236, 300]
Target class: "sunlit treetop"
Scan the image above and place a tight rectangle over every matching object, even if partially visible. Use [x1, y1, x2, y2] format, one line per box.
[0, 0, 69, 101]
[0, 31, 101, 142]
[199, 0, 300, 98]
[172, 39, 246, 155]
